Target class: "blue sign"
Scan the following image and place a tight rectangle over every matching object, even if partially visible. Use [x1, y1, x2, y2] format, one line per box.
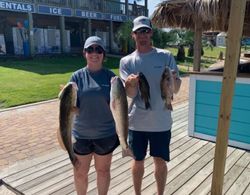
[76, 9, 127, 22]
[0, 1, 34, 12]
[111, 14, 127, 22]
[38, 5, 72, 16]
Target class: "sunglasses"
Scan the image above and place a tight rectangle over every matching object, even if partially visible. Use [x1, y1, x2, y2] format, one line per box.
[134, 28, 151, 34]
[85, 46, 104, 54]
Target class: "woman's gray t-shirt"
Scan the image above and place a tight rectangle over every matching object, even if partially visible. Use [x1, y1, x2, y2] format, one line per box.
[70, 67, 116, 139]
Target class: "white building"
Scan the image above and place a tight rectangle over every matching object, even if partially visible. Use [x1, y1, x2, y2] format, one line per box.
[216, 32, 227, 47]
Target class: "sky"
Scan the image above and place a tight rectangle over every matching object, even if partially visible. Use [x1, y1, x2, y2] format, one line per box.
[148, 0, 163, 17]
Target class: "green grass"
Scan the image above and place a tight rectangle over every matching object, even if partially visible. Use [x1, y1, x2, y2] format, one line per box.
[0, 56, 120, 108]
[166, 46, 227, 72]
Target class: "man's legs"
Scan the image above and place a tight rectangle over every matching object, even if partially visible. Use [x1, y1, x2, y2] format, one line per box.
[128, 130, 148, 195]
[154, 157, 168, 195]
[149, 131, 171, 195]
[132, 159, 145, 195]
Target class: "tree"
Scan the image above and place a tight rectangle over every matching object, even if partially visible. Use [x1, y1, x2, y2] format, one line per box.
[152, 27, 178, 48]
[177, 45, 185, 61]
[116, 21, 135, 54]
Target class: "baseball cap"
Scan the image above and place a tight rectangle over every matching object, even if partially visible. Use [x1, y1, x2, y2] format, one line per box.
[132, 16, 152, 32]
[84, 36, 105, 51]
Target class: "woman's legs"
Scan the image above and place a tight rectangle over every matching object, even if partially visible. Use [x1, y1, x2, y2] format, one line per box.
[94, 153, 113, 195]
[74, 153, 93, 195]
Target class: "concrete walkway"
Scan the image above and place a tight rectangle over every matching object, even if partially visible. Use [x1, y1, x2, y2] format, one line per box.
[0, 76, 189, 170]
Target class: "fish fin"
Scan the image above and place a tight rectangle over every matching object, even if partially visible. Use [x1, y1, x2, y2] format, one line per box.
[57, 127, 66, 151]
[122, 148, 134, 158]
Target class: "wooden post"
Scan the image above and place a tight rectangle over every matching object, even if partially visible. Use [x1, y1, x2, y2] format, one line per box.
[211, 0, 246, 194]
[193, 15, 202, 71]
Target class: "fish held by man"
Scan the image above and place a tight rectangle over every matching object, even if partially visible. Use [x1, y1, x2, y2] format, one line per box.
[58, 82, 78, 166]
[110, 76, 133, 157]
[138, 72, 151, 109]
[160, 67, 174, 111]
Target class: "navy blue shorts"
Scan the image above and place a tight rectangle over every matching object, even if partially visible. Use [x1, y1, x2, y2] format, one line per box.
[73, 134, 119, 155]
[128, 130, 171, 161]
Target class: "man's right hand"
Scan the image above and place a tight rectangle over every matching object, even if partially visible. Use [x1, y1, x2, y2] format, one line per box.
[125, 74, 139, 98]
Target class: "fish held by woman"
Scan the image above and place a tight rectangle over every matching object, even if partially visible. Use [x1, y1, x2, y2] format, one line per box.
[110, 76, 133, 157]
[58, 82, 78, 166]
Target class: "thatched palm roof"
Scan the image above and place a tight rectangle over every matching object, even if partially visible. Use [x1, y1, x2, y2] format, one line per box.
[151, 0, 250, 36]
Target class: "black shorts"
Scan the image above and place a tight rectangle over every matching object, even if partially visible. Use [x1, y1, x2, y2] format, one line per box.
[128, 130, 171, 161]
[73, 134, 119, 155]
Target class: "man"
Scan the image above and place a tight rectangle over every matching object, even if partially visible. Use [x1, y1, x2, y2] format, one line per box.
[119, 16, 181, 195]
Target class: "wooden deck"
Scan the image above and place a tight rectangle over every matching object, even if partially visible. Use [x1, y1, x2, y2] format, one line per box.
[0, 102, 250, 195]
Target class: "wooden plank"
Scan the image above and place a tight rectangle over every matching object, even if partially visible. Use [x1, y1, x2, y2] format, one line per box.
[24, 168, 73, 194]
[175, 149, 244, 194]
[243, 183, 250, 195]
[222, 152, 250, 194]
[225, 168, 250, 195]
[16, 161, 72, 192]
[3, 153, 69, 183]
[139, 141, 214, 195]
[0, 150, 65, 179]
[172, 101, 189, 110]
[191, 149, 246, 195]
[0, 184, 16, 195]
[211, 0, 247, 194]
[25, 147, 125, 195]
[164, 147, 227, 194]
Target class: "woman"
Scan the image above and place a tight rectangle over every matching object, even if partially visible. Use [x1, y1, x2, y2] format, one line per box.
[70, 36, 119, 195]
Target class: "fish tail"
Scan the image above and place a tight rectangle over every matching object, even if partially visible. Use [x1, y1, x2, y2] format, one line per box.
[122, 148, 134, 158]
[70, 154, 77, 166]
[166, 103, 173, 111]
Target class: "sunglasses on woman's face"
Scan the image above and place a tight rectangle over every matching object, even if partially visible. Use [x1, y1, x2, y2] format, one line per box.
[134, 28, 151, 35]
[85, 46, 104, 54]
